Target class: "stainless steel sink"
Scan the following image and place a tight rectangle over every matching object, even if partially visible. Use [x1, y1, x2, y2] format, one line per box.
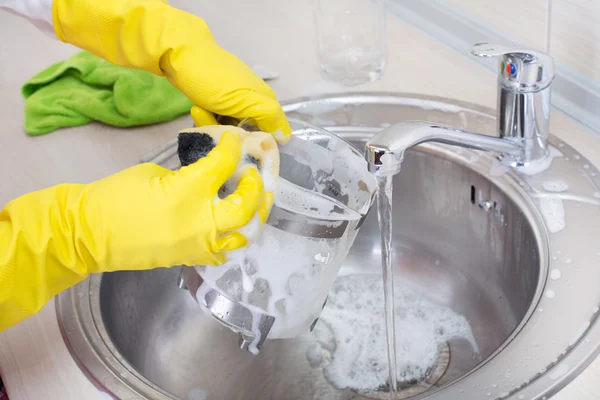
[57, 93, 600, 400]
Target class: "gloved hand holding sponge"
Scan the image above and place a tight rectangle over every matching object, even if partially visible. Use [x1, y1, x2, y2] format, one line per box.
[0, 0, 290, 331]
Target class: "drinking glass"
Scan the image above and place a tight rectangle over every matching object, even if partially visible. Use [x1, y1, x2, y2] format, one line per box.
[314, 0, 387, 86]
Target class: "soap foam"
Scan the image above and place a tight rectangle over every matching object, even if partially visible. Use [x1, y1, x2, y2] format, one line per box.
[543, 180, 569, 193]
[213, 128, 281, 244]
[311, 274, 478, 391]
[194, 127, 375, 345]
[539, 195, 566, 233]
[197, 220, 355, 340]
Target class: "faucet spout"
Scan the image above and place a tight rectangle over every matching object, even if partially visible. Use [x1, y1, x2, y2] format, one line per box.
[365, 121, 522, 177]
[364, 43, 555, 177]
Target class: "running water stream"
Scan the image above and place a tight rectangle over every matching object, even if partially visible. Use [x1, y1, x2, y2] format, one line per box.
[376, 176, 398, 399]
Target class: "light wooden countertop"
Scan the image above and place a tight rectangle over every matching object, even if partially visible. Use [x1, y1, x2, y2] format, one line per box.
[0, 1, 599, 399]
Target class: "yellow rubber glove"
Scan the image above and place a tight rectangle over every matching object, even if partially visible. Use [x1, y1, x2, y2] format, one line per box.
[0, 131, 270, 331]
[52, 0, 292, 143]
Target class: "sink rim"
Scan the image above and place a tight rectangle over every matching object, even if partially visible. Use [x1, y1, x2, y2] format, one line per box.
[56, 92, 600, 400]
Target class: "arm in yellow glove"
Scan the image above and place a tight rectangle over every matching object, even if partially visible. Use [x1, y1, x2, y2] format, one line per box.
[0, 131, 272, 331]
[51, 0, 292, 143]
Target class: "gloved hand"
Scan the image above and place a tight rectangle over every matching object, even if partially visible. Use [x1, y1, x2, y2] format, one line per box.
[51, 0, 292, 143]
[0, 130, 272, 331]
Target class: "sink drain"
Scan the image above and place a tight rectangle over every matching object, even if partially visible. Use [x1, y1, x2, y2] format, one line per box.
[354, 343, 450, 399]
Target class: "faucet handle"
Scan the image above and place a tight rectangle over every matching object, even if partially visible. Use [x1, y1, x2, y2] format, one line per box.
[471, 42, 554, 91]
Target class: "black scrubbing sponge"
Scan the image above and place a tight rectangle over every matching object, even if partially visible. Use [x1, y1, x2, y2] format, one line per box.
[177, 130, 262, 170]
[245, 155, 260, 168]
[178, 131, 216, 167]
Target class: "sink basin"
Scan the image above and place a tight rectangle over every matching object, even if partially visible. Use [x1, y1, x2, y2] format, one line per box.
[57, 93, 600, 400]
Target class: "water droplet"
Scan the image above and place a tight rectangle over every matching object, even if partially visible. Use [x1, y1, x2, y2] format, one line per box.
[546, 289, 556, 299]
[584, 164, 590, 169]
[595, 192, 600, 199]
[565, 157, 570, 161]
[556, 250, 562, 255]
[575, 155, 581, 160]
[592, 172, 597, 177]
[492, 384, 498, 388]
[552, 256, 558, 261]
[538, 308, 544, 312]
[519, 395, 525, 399]
[435, 260, 440, 266]
[77, 292, 84, 298]
[487, 392, 492, 397]
[550, 269, 562, 280]
[558, 143, 565, 148]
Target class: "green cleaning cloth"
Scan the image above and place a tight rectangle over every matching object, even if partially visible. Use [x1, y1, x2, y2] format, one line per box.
[21, 51, 194, 135]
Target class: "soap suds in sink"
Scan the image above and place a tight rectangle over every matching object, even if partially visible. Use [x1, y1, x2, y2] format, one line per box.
[309, 274, 478, 391]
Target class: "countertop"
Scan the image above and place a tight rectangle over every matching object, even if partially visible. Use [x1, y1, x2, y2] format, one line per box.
[0, 0, 599, 399]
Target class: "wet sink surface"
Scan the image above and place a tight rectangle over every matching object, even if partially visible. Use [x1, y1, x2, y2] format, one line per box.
[99, 143, 541, 399]
[57, 93, 600, 400]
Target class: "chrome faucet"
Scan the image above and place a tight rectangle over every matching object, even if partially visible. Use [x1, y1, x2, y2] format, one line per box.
[365, 42, 555, 176]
